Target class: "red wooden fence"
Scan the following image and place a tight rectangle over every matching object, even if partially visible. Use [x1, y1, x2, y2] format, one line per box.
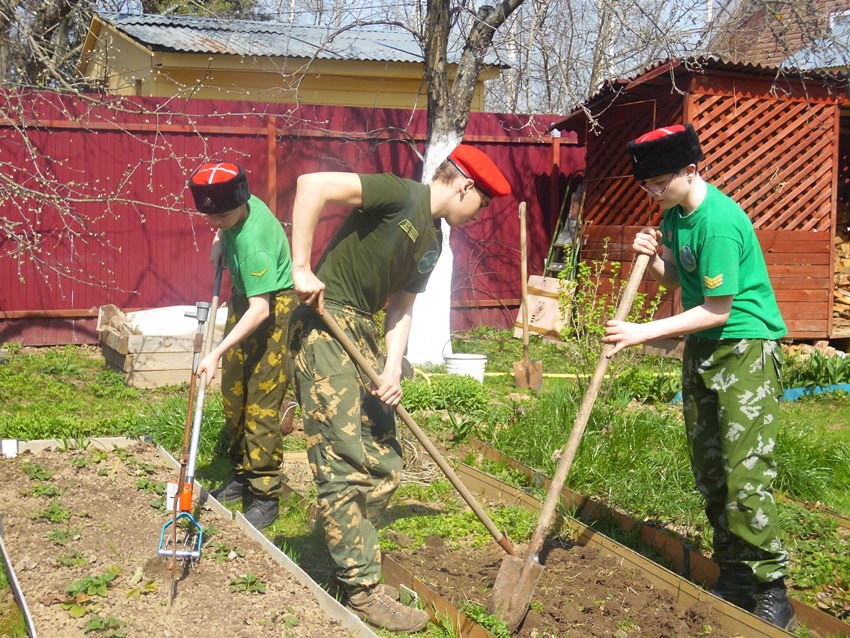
[0, 90, 583, 345]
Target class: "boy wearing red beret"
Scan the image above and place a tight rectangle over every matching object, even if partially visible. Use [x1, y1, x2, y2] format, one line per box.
[188, 162, 299, 530]
[602, 124, 795, 630]
[288, 145, 510, 632]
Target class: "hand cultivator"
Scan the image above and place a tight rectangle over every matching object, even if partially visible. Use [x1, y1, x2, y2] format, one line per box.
[158, 265, 223, 561]
[490, 253, 651, 631]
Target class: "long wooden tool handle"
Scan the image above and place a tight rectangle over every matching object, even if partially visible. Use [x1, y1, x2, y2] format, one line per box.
[320, 310, 516, 557]
[519, 202, 530, 352]
[524, 252, 651, 558]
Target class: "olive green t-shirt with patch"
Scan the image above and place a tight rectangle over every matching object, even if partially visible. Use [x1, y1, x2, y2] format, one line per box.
[222, 195, 293, 297]
[659, 183, 786, 339]
[315, 173, 441, 314]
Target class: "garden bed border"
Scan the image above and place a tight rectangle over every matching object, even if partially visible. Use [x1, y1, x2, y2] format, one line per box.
[0, 436, 378, 638]
[467, 438, 850, 638]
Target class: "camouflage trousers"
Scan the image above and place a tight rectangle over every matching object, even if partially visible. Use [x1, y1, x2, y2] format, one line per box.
[221, 289, 298, 499]
[288, 301, 402, 591]
[682, 336, 789, 584]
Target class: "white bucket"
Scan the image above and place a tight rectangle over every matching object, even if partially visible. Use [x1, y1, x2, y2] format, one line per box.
[444, 353, 487, 382]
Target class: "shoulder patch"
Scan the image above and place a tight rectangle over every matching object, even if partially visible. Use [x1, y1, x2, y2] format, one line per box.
[704, 274, 723, 289]
[251, 267, 269, 277]
[399, 219, 420, 243]
[418, 250, 438, 274]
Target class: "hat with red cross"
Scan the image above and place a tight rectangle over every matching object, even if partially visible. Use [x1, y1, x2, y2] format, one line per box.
[188, 162, 251, 214]
[626, 124, 705, 180]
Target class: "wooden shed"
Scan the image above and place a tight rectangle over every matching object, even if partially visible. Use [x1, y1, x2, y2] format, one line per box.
[551, 56, 849, 340]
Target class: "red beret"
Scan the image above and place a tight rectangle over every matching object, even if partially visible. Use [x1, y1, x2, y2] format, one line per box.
[188, 162, 251, 214]
[448, 145, 511, 198]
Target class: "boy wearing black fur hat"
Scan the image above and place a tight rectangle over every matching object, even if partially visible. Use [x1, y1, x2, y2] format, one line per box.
[602, 124, 796, 630]
[188, 162, 298, 530]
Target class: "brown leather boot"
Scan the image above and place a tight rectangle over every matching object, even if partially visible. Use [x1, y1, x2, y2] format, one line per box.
[347, 584, 429, 633]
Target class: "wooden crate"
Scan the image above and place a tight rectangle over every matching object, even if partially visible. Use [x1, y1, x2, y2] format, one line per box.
[99, 327, 221, 389]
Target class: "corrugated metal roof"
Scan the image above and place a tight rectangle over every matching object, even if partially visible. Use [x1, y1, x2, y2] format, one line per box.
[98, 12, 431, 63]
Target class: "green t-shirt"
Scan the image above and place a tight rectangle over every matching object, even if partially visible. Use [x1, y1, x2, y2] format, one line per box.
[315, 173, 441, 314]
[222, 195, 293, 298]
[659, 184, 786, 339]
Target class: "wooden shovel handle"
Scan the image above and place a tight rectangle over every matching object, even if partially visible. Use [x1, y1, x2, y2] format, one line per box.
[524, 252, 651, 559]
[519, 202, 530, 351]
[320, 310, 516, 556]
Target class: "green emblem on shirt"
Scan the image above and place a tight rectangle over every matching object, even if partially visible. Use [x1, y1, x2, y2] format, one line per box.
[399, 219, 419, 243]
[418, 250, 438, 274]
[680, 246, 697, 272]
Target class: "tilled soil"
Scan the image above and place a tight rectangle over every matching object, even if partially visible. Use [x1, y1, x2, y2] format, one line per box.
[0, 442, 354, 638]
[388, 535, 740, 638]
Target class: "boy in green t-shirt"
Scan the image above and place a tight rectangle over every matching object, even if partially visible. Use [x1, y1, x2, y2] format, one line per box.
[288, 145, 511, 633]
[602, 124, 795, 631]
[189, 162, 298, 530]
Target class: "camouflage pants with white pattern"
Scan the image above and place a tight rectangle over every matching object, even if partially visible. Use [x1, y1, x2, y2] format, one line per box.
[288, 301, 402, 592]
[682, 336, 789, 584]
[221, 289, 298, 499]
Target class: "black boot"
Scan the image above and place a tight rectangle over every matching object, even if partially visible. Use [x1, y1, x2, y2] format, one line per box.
[210, 475, 248, 504]
[244, 495, 279, 530]
[709, 563, 756, 611]
[752, 579, 797, 631]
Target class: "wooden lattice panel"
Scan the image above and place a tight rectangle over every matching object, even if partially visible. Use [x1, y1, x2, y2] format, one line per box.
[582, 97, 682, 227]
[691, 94, 836, 232]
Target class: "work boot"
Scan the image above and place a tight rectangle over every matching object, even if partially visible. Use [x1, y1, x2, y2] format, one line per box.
[709, 563, 757, 611]
[347, 584, 429, 633]
[210, 475, 248, 504]
[244, 495, 279, 530]
[752, 579, 798, 631]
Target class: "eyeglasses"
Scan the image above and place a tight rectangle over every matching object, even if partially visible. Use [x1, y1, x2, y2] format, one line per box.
[475, 187, 491, 209]
[638, 172, 677, 195]
[448, 158, 491, 208]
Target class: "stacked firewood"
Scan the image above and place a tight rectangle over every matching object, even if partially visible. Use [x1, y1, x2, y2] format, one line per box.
[835, 230, 850, 319]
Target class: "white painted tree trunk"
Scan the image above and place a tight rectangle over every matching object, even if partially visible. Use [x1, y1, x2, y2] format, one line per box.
[406, 134, 462, 365]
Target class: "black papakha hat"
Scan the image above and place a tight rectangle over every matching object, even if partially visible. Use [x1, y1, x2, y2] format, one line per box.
[626, 124, 705, 180]
[188, 162, 251, 214]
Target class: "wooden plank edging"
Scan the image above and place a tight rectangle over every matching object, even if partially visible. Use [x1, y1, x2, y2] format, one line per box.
[467, 439, 850, 637]
[0, 514, 38, 638]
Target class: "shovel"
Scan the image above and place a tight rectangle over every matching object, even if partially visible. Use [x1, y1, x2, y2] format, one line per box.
[513, 202, 543, 391]
[319, 310, 516, 557]
[490, 252, 651, 630]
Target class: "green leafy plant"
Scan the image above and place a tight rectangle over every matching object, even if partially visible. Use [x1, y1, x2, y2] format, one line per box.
[35, 502, 71, 524]
[228, 573, 266, 594]
[46, 526, 82, 546]
[459, 601, 511, 638]
[67, 567, 121, 598]
[83, 614, 126, 636]
[783, 350, 850, 390]
[22, 462, 52, 481]
[32, 482, 61, 498]
[209, 541, 245, 563]
[57, 551, 88, 568]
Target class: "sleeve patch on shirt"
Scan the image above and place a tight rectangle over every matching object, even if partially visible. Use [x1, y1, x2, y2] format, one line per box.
[251, 267, 269, 277]
[399, 219, 420, 243]
[704, 274, 723, 289]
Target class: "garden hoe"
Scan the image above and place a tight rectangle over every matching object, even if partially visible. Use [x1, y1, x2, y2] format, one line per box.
[158, 264, 223, 563]
[490, 253, 651, 631]
[513, 202, 543, 391]
[320, 310, 517, 558]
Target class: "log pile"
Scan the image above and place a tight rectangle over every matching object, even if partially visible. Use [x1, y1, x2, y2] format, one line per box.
[835, 230, 850, 320]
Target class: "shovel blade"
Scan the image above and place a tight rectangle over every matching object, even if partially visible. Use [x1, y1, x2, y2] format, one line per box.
[489, 554, 546, 631]
[513, 359, 544, 392]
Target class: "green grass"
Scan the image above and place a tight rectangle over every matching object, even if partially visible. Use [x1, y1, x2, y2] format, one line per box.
[0, 561, 27, 637]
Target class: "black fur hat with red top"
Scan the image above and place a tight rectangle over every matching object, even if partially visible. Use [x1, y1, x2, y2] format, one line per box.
[626, 124, 705, 180]
[188, 162, 251, 214]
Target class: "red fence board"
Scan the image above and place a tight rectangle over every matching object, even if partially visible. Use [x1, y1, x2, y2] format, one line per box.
[0, 90, 584, 344]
